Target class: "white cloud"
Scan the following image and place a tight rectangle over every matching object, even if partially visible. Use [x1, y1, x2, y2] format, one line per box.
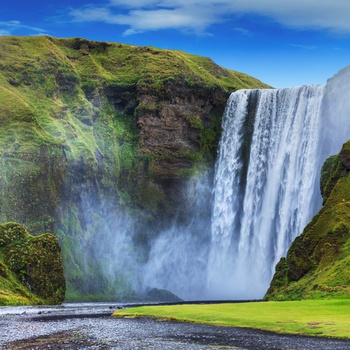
[109, 0, 163, 8]
[69, 7, 116, 23]
[234, 27, 253, 38]
[291, 44, 318, 50]
[0, 29, 11, 36]
[69, 0, 350, 35]
[119, 9, 214, 34]
[70, 3, 222, 35]
[0, 21, 47, 36]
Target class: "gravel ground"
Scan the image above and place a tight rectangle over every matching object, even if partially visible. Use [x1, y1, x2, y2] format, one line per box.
[1, 304, 350, 350]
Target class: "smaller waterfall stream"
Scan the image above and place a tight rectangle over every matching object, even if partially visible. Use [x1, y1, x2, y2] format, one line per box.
[207, 86, 325, 299]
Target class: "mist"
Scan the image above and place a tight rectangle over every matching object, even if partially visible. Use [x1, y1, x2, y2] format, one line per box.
[64, 171, 213, 301]
[63, 66, 350, 302]
[142, 172, 213, 300]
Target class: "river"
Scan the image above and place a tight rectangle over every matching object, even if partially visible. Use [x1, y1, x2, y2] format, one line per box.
[1, 303, 350, 349]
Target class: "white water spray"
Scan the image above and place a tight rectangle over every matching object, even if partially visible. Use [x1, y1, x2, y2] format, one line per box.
[207, 86, 325, 299]
[142, 173, 212, 300]
[76, 66, 350, 302]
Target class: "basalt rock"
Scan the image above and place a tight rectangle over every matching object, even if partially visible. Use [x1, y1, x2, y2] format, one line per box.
[146, 287, 183, 302]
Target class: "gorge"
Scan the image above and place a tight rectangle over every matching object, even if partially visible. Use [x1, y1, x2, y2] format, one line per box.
[1, 36, 350, 303]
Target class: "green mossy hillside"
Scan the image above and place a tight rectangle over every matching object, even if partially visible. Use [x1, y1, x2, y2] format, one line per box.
[0, 222, 65, 305]
[265, 140, 350, 300]
[0, 35, 269, 230]
[0, 35, 269, 301]
[54, 37, 268, 92]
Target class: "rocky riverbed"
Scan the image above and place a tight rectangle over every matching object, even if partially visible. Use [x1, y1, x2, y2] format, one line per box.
[1, 303, 350, 349]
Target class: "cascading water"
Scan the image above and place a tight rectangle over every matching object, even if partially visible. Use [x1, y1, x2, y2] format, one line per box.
[206, 85, 326, 299]
[86, 67, 350, 302]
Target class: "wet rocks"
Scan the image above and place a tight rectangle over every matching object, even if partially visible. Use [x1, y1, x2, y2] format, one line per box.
[146, 288, 183, 302]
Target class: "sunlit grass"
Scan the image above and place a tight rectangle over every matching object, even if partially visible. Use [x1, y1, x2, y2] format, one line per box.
[114, 300, 350, 339]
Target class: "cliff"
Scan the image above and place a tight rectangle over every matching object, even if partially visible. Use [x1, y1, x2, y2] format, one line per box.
[265, 140, 350, 300]
[0, 36, 268, 300]
[0, 222, 65, 305]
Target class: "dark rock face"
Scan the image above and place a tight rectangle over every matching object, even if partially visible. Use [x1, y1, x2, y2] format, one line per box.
[130, 81, 228, 219]
[0, 222, 65, 305]
[339, 142, 350, 170]
[136, 81, 228, 177]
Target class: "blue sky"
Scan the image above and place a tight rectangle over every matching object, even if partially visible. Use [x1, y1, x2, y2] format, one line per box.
[1, 0, 350, 88]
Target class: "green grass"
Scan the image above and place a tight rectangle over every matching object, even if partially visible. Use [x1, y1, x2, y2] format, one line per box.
[54, 37, 270, 91]
[0, 247, 42, 305]
[113, 300, 350, 339]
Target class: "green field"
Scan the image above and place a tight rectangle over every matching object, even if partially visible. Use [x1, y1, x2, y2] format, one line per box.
[113, 300, 350, 339]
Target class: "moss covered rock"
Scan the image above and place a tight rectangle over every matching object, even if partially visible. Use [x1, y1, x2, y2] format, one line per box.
[265, 140, 350, 300]
[0, 222, 65, 305]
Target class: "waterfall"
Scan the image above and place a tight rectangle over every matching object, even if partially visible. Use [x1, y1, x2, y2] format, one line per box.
[207, 85, 326, 299]
[140, 67, 350, 301]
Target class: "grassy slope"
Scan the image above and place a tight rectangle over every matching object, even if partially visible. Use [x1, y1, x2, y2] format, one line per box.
[265, 140, 350, 300]
[114, 300, 350, 339]
[0, 251, 42, 305]
[54, 37, 269, 91]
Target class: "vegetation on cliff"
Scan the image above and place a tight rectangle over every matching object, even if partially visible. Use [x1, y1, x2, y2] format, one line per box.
[0, 35, 269, 300]
[265, 140, 350, 300]
[0, 222, 65, 305]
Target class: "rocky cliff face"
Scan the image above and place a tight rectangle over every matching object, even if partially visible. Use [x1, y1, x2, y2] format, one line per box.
[0, 36, 269, 300]
[265, 140, 350, 300]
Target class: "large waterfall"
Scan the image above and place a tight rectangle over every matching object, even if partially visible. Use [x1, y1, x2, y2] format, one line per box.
[141, 67, 350, 301]
[206, 86, 326, 299]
